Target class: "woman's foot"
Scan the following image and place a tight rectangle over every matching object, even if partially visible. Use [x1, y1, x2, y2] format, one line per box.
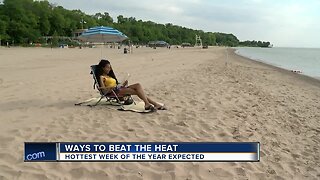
[155, 104, 167, 110]
[145, 105, 156, 112]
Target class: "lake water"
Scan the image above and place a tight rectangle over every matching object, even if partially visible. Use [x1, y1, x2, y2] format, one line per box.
[235, 47, 320, 79]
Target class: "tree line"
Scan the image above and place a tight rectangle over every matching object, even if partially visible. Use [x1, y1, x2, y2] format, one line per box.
[0, 0, 271, 47]
[239, 40, 271, 48]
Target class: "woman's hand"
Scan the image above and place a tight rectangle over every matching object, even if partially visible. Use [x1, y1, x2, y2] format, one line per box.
[122, 80, 128, 87]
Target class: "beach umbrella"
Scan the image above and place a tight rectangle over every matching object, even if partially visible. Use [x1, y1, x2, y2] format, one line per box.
[78, 26, 128, 43]
[78, 26, 128, 58]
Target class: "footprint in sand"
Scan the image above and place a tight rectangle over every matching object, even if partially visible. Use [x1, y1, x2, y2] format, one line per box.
[176, 121, 188, 127]
[234, 167, 246, 177]
[1, 136, 15, 147]
[232, 127, 241, 139]
[211, 168, 233, 177]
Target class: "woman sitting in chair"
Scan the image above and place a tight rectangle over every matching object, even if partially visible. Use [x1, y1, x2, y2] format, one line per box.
[96, 59, 166, 111]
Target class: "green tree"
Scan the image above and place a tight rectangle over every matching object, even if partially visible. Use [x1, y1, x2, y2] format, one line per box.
[0, 0, 270, 47]
[49, 7, 65, 35]
[94, 12, 113, 26]
[51, 31, 59, 47]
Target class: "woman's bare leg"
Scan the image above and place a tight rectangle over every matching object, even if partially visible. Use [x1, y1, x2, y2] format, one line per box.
[119, 83, 151, 107]
[127, 83, 161, 108]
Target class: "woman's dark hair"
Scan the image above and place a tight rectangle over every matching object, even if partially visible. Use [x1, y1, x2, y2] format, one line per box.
[96, 59, 118, 86]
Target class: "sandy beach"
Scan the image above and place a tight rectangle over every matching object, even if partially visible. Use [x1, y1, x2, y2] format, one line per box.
[0, 46, 319, 179]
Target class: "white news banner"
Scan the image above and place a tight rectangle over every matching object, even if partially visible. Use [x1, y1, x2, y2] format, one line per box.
[59, 152, 258, 161]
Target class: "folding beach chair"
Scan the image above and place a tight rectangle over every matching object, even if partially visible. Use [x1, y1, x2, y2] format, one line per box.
[75, 65, 134, 107]
[92, 65, 136, 107]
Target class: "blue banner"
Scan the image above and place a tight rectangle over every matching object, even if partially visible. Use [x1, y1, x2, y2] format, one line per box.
[59, 142, 258, 153]
[24, 142, 57, 161]
[24, 142, 260, 162]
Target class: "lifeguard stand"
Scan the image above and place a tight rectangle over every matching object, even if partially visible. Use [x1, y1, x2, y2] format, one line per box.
[195, 35, 202, 47]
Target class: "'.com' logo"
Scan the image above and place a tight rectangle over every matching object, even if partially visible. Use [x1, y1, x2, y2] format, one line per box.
[26, 151, 46, 160]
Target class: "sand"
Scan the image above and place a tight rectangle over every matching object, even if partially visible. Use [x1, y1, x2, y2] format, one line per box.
[0, 46, 319, 179]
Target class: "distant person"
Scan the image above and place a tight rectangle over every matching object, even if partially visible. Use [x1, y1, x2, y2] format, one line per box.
[96, 60, 167, 111]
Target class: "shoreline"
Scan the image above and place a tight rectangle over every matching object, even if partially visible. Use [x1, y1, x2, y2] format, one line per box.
[233, 47, 320, 82]
[231, 48, 320, 87]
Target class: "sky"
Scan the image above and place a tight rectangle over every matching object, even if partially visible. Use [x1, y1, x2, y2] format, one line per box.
[46, 0, 320, 48]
